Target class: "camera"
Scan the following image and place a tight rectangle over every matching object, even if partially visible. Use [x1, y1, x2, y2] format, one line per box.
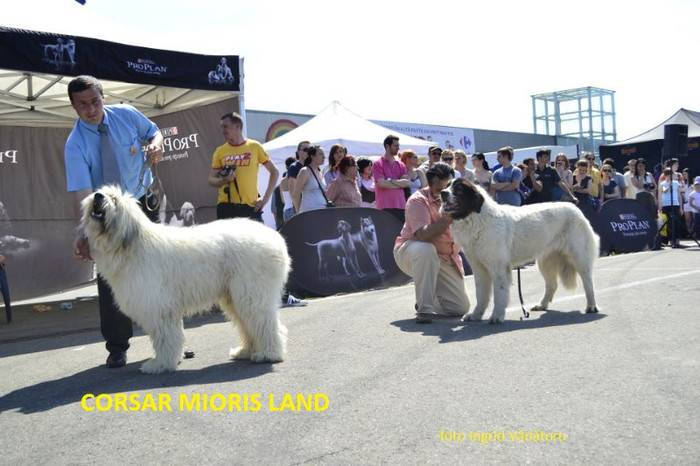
[221, 165, 236, 176]
[643, 182, 654, 191]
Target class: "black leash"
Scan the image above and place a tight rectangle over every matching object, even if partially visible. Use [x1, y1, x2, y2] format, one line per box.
[517, 267, 530, 319]
[138, 149, 163, 212]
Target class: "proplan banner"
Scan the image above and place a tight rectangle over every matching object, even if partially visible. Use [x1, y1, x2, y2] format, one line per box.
[0, 27, 240, 91]
[0, 98, 237, 301]
[598, 199, 657, 253]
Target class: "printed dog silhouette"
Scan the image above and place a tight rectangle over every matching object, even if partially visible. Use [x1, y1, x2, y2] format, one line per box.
[306, 220, 365, 281]
[351, 217, 385, 276]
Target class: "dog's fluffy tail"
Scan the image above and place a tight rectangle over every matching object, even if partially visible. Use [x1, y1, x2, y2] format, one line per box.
[558, 256, 578, 290]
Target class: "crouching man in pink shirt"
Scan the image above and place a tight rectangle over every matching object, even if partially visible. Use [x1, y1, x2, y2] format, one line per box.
[393, 162, 470, 323]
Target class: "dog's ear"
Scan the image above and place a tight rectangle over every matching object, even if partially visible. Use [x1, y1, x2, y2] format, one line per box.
[464, 180, 484, 214]
[105, 193, 140, 250]
[121, 221, 139, 249]
[450, 180, 484, 220]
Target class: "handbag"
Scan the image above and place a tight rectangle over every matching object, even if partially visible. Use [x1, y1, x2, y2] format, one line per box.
[311, 167, 334, 208]
[360, 181, 376, 203]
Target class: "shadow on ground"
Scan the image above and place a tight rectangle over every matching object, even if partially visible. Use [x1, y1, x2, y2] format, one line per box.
[392, 309, 607, 343]
[0, 302, 227, 357]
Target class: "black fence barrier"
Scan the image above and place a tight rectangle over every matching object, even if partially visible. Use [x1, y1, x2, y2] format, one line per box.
[280, 199, 658, 298]
[280, 207, 410, 297]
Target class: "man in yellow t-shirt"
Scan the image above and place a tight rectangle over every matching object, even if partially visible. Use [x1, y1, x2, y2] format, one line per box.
[583, 152, 602, 199]
[207, 113, 307, 308]
[208, 112, 279, 221]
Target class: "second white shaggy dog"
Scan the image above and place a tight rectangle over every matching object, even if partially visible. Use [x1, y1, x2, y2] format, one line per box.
[81, 186, 290, 374]
[441, 179, 600, 323]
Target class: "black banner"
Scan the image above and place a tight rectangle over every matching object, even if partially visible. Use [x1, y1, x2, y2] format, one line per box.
[281, 208, 410, 296]
[0, 27, 240, 91]
[598, 199, 657, 253]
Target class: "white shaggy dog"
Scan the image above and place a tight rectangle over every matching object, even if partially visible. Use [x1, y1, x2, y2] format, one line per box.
[81, 186, 289, 374]
[441, 179, 600, 324]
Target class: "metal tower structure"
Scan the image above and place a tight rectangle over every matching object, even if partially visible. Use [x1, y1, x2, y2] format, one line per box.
[531, 86, 616, 155]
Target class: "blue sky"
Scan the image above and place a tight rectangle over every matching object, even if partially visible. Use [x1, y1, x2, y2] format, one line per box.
[5, 0, 699, 141]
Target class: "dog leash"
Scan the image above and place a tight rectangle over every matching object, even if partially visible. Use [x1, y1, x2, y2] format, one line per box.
[517, 267, 530, 319]
[138, 148, 163, 212]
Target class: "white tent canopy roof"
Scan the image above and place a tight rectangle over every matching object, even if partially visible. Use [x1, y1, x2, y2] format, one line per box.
[609, 108, 700, 146]
[0, 71, 238, 128]
[262, 101, 435, 160]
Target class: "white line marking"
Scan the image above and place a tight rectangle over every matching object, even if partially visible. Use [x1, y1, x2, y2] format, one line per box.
[307, 267, 700, 313]
[508, 269, 700, 313]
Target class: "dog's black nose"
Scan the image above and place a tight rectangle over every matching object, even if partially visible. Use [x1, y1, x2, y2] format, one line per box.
[93, 192, 105, 209]
[92, 192, 106, 219]
[440, 191, 450, 201]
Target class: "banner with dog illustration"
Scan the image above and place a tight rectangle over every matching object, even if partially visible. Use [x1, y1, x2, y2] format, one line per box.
[0, 27, 240, 91]
[281, 208, 410, 296]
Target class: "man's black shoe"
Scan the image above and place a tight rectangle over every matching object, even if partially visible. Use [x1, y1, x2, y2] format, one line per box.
[106, 351, 127, 368]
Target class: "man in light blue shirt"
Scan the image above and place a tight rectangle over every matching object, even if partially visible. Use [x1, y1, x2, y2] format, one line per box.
[492, 146, 523, 206]
[65, 75, 165, 369]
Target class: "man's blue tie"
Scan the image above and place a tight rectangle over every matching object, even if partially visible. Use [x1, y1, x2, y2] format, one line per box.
[98, 123, 120, 186]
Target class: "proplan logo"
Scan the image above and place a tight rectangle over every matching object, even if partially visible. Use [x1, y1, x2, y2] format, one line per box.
[126, 58, 167, 76]
[618, 213, 638, 221]
[160, 127, 179, 137]
[610, 212, 650, 232]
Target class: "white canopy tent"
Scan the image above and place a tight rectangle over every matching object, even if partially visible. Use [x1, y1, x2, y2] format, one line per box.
[0, 72, 240, 128]
[0, 23, 244, 300]
[1, 2, 243, 128]
[262, 101, 435, 163]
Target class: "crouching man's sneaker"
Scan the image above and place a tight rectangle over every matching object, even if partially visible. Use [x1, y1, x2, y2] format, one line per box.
[283, 294, 308, 307]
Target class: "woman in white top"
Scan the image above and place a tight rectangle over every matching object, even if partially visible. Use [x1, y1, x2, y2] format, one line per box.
[292, 145, 328, 213]
[470, 152, 493, 197]
[630, 158, 656, 195]
[681, 167, 693, 235]
[657, 167, 683, 247]
[400, 149, 427, 197]
[453, 150, 474, 181]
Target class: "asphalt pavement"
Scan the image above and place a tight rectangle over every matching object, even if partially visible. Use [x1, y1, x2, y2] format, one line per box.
[1, 241, 699, 465]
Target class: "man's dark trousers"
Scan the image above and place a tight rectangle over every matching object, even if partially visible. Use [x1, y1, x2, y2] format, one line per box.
[99, 194, 159, 353]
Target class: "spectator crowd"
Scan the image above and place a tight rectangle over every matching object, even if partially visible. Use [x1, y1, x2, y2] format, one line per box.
[273, 139, 700, 246]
